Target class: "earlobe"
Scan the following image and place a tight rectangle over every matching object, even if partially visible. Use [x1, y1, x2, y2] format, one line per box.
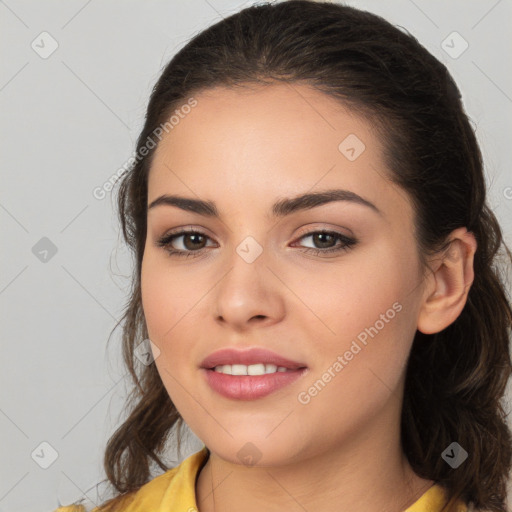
[417, 228, 477, 335]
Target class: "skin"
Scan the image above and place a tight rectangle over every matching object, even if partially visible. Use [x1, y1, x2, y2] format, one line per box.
[141, 82, 477, 512]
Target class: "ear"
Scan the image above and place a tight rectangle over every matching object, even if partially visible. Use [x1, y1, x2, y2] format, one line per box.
[417, 227, 477, 335]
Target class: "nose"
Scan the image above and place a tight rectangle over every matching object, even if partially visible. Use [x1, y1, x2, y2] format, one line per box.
[213, 245, 285, 331]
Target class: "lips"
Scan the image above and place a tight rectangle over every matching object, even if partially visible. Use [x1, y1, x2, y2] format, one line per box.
[200, 347, 307, 370]
[200, 347, 309, 400]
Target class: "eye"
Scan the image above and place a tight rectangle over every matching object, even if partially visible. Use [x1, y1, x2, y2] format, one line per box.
[292, 230, 357, 256]
[156, 228, 357, 258]
[156, 228, 215, 258]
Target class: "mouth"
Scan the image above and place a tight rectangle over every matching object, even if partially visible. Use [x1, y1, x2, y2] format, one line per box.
[200, 346, 306, 371]
[209, 363, 300, 375]
[200, 347, 308, 400]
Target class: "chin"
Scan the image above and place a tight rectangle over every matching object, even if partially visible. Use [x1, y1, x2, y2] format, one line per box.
[203, 434, 307, 468]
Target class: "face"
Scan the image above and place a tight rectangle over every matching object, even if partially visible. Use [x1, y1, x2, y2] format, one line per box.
[141, 82, 427, 467]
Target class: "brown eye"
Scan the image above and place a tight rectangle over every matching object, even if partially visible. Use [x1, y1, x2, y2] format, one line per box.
[181, 233, 207, 250]
[156, 229, 215, 258]
[295, 230, 357, 255]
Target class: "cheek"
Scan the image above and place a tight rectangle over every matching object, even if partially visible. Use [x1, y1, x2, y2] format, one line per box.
[140, 257, 192, 411]
[140, 252, 207, 390]
[293, 271, 416, 447]
[141, 257, 170, 340]
[293, 243, 420, 390]
[294, 244, 417, 340]
[141, 251, 201, 342]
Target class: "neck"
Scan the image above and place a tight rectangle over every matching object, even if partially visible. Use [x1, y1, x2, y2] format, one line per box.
[195, 397, 434, 512]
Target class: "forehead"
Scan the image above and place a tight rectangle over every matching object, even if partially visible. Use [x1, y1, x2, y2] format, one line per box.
[150, 83, 383, 179]
[146, 82, 412, 227]
[155, 82, 380, 150]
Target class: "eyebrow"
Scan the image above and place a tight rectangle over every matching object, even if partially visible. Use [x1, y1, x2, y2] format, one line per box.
[147, 189, 382, 218]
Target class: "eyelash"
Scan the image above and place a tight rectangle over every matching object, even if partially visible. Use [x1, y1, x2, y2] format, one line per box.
[156, 228, 357, 258]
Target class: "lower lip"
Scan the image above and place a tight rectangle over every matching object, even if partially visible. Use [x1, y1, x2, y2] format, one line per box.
[202, 368, 308, 400]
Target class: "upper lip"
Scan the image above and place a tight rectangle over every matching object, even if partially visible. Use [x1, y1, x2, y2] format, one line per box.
[200, 347, 307, 370]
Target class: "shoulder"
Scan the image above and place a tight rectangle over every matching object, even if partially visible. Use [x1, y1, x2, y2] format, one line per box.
[404, 483, 471, 512]
[52, 447, 209, 512]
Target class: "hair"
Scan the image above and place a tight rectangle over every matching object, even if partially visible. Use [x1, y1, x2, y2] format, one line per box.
[94, 1, 512, 511]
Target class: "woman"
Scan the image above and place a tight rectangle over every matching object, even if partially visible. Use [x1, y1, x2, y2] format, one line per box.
[55, 1, 512, 511]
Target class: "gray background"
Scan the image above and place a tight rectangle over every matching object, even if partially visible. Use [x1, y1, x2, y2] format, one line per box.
[1, 1, 511, 511]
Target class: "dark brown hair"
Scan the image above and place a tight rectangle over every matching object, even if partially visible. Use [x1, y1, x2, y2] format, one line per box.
[95, 1, 512, 510]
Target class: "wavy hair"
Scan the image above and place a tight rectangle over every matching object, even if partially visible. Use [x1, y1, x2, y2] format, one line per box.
[95, 2, 512, 510]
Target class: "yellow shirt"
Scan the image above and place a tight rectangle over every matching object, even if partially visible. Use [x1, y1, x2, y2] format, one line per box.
[54, 447, 469, 512]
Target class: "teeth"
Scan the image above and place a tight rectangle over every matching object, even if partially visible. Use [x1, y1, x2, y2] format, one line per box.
[248, 363, 266, 375]
[263, 364, 277, 374]
[213, 363, 290, 375]
[231, 364, 247, 375]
